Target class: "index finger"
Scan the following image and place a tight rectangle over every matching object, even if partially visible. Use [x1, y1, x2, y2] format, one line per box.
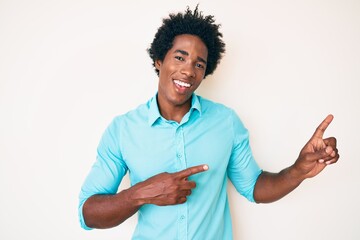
[312, 114, 334, 138]
[175, 164, 209, 179]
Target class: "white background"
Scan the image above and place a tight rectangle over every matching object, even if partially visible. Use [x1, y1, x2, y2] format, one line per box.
[1, 0, 359, 239]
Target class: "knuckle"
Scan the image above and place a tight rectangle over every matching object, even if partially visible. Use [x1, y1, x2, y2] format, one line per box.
[179, 197, 187, 203]
[184, 169, 192, 176]
[167, 195, 177, 204]
[169, 184, 180, 192]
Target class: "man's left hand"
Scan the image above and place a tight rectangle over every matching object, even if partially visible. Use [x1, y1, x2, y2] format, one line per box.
[293, 114, 340, 179]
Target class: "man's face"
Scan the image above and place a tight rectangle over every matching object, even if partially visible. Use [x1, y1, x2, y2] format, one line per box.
[155, 34, 208, 110]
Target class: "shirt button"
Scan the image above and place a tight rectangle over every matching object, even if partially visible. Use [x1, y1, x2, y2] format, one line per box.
[180, 215, 185, 220]
[177, 153, 182, 158]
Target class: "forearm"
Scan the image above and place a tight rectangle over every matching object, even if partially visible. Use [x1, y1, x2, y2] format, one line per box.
[82, 165, 207, 228]
[253, 165, 305, 203]
[83, 188, 142, 229]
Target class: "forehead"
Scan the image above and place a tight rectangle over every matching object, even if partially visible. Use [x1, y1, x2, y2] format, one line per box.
[170, 34, 208, 59]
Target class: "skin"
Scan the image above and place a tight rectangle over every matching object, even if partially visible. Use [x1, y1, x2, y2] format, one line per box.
[155, 34, 208, 123]
[82, 34, 339, 228]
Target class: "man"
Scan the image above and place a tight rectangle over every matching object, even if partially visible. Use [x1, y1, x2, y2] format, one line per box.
[79, 6, 339, 239]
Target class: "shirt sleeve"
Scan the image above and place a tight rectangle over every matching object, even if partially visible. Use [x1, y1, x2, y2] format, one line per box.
[78, 117, 128, 230]
[227, 110, 262, 202]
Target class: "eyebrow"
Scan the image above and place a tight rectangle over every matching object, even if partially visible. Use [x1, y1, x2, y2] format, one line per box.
[174, 49, 207, 64]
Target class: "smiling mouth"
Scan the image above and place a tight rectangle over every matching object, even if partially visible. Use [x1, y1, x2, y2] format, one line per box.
[174, 79, 192, 88]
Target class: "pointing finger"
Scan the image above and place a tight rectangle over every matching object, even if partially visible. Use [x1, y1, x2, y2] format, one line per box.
[312, 114, 334, 139]
[175, 164, 209, 179]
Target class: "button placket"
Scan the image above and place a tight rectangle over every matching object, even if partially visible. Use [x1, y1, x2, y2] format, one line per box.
[175, 126, 186, 169]
[178, 201, 188, 239]
[175, 126, 188, 239]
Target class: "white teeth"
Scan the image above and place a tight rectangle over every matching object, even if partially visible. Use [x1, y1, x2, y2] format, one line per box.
[174, 80, 191, 88]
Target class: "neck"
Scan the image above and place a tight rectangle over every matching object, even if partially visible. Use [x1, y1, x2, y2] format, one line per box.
[156, 96, 192, 123]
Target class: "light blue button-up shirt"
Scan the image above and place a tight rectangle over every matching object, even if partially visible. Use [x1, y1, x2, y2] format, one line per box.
[79, 94, 262, 239]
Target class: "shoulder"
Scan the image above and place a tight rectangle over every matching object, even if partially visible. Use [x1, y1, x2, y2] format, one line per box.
[112, 100, 150, 125]
[197, 95, 237, 117]
[197, 95, 246, 129]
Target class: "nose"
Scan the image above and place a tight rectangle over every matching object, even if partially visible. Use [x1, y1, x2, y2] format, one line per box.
[181, 63, 195, 78]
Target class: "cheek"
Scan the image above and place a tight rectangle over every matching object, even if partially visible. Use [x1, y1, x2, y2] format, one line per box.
[195, 72, 205, 85]
[196, 67, 206, 78]
[193, 79, 203, 89]
[158, 62, 175, 76]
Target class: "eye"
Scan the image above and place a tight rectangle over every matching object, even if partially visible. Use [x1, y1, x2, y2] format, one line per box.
[196, 63, 205, 69]
[175, 56, 184, 61]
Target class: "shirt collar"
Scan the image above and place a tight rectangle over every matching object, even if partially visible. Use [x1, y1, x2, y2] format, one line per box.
[148, 93, 202, 126]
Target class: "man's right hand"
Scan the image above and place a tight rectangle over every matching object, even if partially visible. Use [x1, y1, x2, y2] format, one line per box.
[130, 164, 209, 206]
[83, 164, 209, 229]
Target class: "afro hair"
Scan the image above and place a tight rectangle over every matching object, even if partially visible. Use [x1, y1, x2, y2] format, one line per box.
[147, 5, 226, 78]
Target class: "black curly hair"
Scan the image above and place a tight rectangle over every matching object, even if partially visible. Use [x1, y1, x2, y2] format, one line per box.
[147, 5, 225, 78]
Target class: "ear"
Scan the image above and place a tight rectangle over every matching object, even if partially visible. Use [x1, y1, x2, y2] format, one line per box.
[155, 59, 162, 70]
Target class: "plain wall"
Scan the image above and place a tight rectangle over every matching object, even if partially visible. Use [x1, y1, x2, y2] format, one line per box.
[1, 0, 359, 239]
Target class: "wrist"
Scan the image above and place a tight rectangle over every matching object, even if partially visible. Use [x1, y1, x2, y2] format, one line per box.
[121, 187, 146, 207]
[287, 164, 306, 184]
